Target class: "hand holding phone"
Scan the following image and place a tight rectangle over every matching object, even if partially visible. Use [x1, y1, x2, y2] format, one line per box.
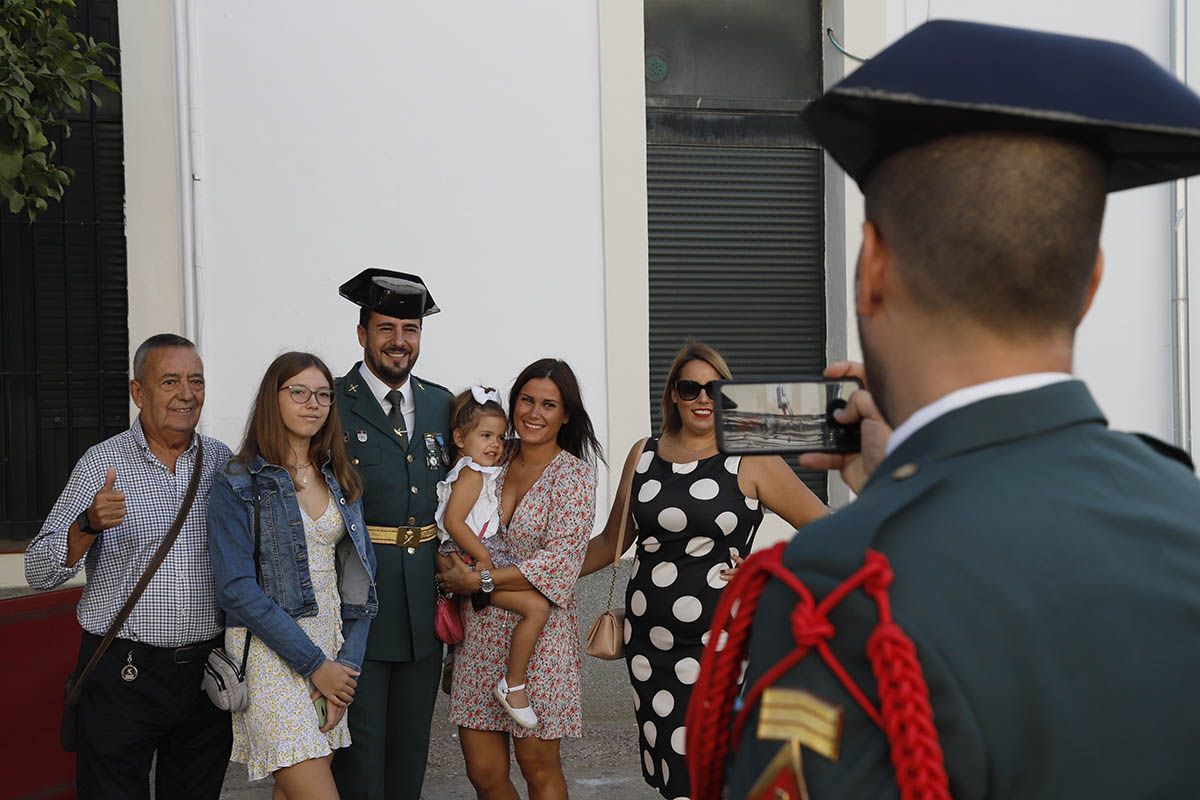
[314, 695, 327, 729]
[714, 377, 863, 455]
[795, 362, 892, 493]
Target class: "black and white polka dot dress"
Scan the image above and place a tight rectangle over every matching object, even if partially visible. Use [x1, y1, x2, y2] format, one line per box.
[623, 437, 764, 799]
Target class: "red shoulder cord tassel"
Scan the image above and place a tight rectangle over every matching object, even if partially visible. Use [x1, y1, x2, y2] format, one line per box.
[686, 542, 951, 800]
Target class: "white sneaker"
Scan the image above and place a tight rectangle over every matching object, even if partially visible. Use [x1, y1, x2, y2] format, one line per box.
[494, 678, 538, 729]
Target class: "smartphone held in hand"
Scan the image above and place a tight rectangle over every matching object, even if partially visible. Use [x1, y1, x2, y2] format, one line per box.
[314, 695, 327, 728]
[713, 378, 863, 455]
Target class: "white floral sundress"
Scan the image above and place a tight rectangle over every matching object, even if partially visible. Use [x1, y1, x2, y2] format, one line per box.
[227, 495, 351, 780]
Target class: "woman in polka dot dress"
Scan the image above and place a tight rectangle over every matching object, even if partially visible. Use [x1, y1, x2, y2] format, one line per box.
[581, 342, 828, 799]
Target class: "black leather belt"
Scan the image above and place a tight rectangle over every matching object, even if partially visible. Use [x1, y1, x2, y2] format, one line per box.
[84, 632, 223, 665]
[172, 636, 222, 664]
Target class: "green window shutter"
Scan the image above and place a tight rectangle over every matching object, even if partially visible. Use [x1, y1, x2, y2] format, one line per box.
[0, 0, 128, 541]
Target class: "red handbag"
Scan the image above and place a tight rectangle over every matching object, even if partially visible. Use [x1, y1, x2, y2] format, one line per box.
[434, 591, 464, 645]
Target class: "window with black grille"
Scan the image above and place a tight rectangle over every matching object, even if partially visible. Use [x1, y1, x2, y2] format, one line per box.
[644, 0, 827, 499]
[0, 0, 127, 542]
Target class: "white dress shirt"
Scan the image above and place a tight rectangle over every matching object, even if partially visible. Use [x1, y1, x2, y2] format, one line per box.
[358, 363, 415, 436]
[886, 372, 1073, 456]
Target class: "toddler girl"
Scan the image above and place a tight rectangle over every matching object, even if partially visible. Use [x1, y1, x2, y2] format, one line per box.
[435, 386, 549, 729]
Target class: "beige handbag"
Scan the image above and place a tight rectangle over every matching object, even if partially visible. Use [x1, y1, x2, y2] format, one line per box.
[585, 438, 646, 660]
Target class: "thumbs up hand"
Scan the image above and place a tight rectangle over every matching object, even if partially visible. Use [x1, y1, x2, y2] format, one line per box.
[87, 467, 127, 531]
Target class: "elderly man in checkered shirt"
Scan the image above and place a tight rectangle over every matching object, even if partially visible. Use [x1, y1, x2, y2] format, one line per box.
[25, 333, 234, 800]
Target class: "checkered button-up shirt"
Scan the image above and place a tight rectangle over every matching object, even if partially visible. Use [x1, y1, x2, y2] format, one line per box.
[24, 418, 232, 647]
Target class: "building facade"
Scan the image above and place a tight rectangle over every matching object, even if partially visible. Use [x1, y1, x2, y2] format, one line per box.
[4, 0, 1199, 542]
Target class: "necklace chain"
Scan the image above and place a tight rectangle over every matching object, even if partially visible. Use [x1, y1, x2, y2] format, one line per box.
[289, 461, 312, 489]
[673, 436, 712, 458]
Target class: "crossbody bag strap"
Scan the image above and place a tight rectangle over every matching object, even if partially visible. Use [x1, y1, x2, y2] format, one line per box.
[604, 436, 649, 607]
[67, 439, 206, 704]
[239, 471, 264, 672]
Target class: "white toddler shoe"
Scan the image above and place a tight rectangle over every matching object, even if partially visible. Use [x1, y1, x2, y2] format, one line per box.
[494, 677, 538, 729]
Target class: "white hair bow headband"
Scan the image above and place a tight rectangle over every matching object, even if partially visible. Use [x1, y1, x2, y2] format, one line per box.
[471, 386, 503, 407]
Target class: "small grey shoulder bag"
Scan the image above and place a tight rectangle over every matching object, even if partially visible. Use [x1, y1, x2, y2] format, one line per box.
[202, 473, 262, 711]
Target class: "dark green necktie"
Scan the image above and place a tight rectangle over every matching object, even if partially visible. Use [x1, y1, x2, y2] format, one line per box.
[385, 389, 408, 447]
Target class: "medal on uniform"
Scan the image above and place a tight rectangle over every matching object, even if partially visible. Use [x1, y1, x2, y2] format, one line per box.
[435, 433, 450, 466]
[121, 651, 138, 682]
[424, 433, 439, 470]
[357, 430, 368, 443]
[748, 689, 844, 800]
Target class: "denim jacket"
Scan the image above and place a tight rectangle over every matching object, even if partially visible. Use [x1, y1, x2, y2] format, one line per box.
[207, 454, 377, 676]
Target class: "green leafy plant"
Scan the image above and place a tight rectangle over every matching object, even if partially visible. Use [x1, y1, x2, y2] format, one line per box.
[0, 0, 118, 219]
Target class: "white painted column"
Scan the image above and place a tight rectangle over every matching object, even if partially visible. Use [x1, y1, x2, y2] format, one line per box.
[598, 0, 652, 512]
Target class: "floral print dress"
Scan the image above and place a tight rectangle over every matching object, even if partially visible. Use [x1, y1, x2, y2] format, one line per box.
[449, 450, 597, 739]
[227, 495, 350, 780]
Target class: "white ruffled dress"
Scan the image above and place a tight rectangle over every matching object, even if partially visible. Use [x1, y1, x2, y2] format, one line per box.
[435, 456, 512, 565]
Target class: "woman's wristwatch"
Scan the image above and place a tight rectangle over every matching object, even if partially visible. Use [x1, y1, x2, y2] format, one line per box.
[479, 568, 494, 593]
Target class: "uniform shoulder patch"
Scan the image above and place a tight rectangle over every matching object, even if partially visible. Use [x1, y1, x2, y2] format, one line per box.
[1132, 432, 1195, 471]
[414, 376, 453, 396]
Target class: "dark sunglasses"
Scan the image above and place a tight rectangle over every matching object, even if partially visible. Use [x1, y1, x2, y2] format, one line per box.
[675, 379, 719, 401]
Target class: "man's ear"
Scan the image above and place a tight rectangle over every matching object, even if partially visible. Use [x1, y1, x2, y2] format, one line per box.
[129, 380, 144, 409]
[856, 220, 889, 317]
[357, 324, 367, 349]
[1078, 248, 1104, 322]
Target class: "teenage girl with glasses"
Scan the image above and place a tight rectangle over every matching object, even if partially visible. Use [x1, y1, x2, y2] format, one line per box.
[208, 351, 377, 799]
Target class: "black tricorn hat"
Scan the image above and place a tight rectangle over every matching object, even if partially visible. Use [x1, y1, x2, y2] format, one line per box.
[339, 269, 440, 320]
[804, 19, 1200, 192]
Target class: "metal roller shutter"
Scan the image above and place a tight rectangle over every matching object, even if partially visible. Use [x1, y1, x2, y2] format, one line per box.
[647, 144, 827, 499]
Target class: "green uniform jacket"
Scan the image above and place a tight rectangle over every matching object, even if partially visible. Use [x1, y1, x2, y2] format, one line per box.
[729, 381, 1200, 799]
[336, 364, 451, 663]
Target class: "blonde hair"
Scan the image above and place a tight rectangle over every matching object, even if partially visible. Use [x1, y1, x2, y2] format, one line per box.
[660, 341, 732, 435]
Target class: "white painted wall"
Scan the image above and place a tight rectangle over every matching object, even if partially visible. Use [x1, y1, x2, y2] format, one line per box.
[188, 2, 609, 460]
[834, 1, 1193, 445]
[119, 0, 183, 380]
[126, 0, 1200, 480]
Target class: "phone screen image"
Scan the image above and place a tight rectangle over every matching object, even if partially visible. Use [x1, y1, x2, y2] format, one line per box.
[714, 378, 863, 455]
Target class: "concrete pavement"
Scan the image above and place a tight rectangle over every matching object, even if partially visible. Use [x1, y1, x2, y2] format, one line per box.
[220, 560, 659, 799]
[4, 517, 799, 798]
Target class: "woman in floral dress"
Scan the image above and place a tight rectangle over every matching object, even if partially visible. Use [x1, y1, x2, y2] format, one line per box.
[208, 352, 377, 799]
[438, 358, 601, 800]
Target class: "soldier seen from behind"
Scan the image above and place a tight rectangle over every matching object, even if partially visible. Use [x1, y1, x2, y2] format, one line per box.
[688, 20, 1200, 800]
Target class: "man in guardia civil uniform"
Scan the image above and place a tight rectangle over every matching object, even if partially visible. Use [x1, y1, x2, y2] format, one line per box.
[330, 269, 452, 800]
[686, 20, 1200, 800]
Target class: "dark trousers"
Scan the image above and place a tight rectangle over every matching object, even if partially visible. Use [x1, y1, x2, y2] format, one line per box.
[331, 651, 441, 800]
[74, 632, 232, 800]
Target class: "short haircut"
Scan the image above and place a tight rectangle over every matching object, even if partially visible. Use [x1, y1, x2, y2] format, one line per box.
[863, 132, 1108, 338]
[132, 333, 196, 382]
[358, 308, 424, 329]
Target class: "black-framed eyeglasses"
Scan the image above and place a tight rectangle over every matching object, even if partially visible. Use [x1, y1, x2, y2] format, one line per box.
[675, 379, 718, 401]
[280, 385, 335, 406]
